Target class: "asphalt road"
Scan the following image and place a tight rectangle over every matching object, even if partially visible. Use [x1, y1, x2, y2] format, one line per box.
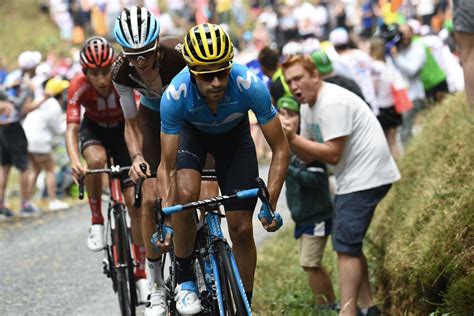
[0, 164, 291, 315]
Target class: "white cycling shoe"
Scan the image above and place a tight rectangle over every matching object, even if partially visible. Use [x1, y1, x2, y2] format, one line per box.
[145, 285, 167, 316]
[87, 224, 104, 251]
[136, 278, 150, 304]
[175, 281, 202, 315]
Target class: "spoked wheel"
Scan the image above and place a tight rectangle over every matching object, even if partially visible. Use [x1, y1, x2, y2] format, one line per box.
[113, 204, 137, 316]
[215, 241, 247, 315]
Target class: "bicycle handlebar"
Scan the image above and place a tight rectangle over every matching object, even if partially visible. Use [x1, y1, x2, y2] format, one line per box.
[133, 166, 217, 208]
[78, 166, 131, 200]
[153, 177, 281, 243]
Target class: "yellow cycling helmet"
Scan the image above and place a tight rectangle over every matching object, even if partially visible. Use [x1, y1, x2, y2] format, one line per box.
[182, 23, 234, 67]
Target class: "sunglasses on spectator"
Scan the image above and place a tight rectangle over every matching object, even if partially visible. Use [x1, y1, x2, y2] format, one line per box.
[190, 64, 233, 82]
[123, 41, 157, 62]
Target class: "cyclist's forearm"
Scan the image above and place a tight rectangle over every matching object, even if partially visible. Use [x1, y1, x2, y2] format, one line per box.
[65, 124, 81, 164]
[124, 117, 143, 158]
[267, 149, 289, 209]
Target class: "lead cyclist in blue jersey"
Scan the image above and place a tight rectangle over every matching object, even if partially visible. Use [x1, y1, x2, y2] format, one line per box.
[157, 23, 290, 314]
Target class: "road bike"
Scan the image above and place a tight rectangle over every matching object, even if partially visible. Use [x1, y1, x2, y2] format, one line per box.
[78, 162, 137, 316]
[137, 172, 282, 316]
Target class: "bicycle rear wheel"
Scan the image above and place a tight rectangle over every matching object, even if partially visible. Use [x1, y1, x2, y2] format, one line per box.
[215, 241, 248, 315]
[113, 204, 137, 316]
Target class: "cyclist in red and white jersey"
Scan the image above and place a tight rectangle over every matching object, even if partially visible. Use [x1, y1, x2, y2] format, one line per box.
[65, 36, 149, 302]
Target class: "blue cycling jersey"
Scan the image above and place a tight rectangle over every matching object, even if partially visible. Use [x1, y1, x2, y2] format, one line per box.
[160, 63, 277, 135]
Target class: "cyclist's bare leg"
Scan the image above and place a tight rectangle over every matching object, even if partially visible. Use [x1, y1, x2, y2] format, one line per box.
[225, 211, 256, 292]
[82, 145, 106, 224]
[140, 179, 160, 257]
[174, 168, 201, 258]
[199, 181, 219, 199]
[123, 186, 144, 246]
[123, 186, 147, 280]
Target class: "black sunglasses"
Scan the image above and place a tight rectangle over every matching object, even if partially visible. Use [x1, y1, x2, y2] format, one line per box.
[191, 65, 232, 82]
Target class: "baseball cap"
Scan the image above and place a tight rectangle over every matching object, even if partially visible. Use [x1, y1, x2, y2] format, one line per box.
[45, 78, 70, 97]
[311, 51, 333, 75]
[329, 28, 349, 46]
[277, 96, 300, 112]
[17, 51, 42, 70]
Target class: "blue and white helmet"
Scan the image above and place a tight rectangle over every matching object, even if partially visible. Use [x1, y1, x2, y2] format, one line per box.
[113, 6, 160, 50]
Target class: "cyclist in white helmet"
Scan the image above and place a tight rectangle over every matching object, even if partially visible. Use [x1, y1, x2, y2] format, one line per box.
[112, 6, 218, 316]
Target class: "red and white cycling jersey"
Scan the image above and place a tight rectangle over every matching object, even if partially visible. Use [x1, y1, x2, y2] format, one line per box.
[66, 74, 124, 127]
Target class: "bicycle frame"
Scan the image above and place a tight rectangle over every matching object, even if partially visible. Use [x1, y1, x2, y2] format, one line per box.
[156, 182, 277, 316]
[79, 161, 137, 316]
[203, 208, 252, 315]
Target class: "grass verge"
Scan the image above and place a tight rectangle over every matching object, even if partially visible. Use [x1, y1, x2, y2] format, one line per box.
[253, 226, 339, 315]
[367, 93, 474, 315]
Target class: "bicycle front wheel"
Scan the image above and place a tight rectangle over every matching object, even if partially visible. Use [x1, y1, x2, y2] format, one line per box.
[215, 241, 248, 315]
[113, 204, 137, 316]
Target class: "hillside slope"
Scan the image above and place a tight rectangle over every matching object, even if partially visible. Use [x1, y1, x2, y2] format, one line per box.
[368, 94, 474, 315]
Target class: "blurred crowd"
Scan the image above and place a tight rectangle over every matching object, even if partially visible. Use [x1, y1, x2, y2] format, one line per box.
[0, 0, 466, 215]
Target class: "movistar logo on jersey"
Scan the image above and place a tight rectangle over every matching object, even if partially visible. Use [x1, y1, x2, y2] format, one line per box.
[236, 71, 258, 92]
[166, 83, 187, 101]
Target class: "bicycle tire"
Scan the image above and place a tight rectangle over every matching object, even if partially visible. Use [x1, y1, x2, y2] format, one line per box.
[105, 220, 118, 293]
[113, 204, 137, 316]
[215, 240, 247, 315]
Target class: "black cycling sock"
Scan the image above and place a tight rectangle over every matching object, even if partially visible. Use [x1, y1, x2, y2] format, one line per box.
[176, 253, 195, 284]
[245, 291, 253, 306]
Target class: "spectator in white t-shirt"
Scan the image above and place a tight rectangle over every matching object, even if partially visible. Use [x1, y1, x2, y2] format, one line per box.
[282, 55, 400, 316]
[23, 78, 69, 211]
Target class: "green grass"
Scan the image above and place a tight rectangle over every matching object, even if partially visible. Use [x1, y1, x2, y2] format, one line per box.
[367, 93, 474, 315]
[0, 0, 70, 69]
[253, 226, 339, 315]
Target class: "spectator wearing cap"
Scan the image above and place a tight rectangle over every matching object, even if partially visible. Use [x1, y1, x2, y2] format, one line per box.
[329, 28, 378, 114]
[282, 55, 400, 316]
[311, 51, 367, 104]
[258, 46, 293, 103]
[23, 78, 69, 212]
[0, 52, 41, 218]
[277, 95, 337, 311]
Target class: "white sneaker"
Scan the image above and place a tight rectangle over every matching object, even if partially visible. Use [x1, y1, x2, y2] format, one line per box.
[87, 224, 104, 251]
[145, 285, 167, 316]
[175, 281, 202, 315]
[48, 199, 69, 211]
[136, 278, 150, 304]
